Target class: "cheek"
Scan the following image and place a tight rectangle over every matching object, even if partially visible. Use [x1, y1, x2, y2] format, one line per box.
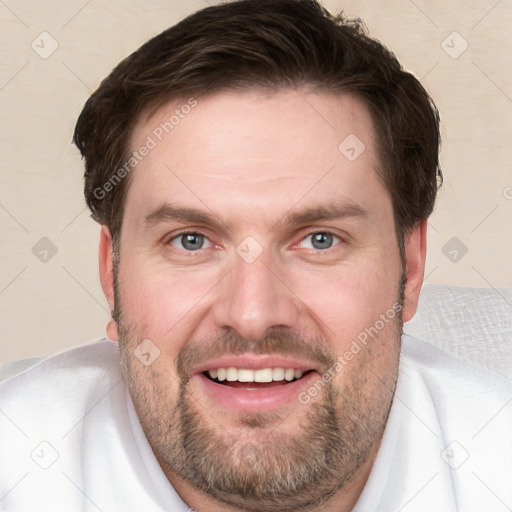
[117, 260, 216, 344]
[290, 256, 402, 350]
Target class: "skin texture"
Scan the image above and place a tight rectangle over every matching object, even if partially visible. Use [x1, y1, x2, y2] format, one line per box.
[98, 88, 426, 512]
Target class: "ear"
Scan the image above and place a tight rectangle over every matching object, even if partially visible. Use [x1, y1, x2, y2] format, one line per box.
[401, 219, 427, 323]
[99, 225, 119, 341]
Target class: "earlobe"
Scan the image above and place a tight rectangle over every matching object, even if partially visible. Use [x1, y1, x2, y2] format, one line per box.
[99, 225, 119, 341]
[401, 219, 427, 323]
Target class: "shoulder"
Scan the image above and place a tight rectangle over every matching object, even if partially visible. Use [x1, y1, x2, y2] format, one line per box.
[0, 342, 178, 511]
[400, 333, 511, 397]
[0, 338, 120, 388]
[0, 340, 122, 437]
[397, 335, 512, 508]
[398, 334, 512, 450]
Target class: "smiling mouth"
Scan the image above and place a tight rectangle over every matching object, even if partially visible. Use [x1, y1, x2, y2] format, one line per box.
[203, 367, 314, 389]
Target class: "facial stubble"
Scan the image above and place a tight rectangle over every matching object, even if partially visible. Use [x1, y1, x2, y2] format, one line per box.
[117, 317, 401, 512]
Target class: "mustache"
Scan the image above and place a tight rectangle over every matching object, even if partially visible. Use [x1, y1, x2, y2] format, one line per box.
[177, 327, 336, 381]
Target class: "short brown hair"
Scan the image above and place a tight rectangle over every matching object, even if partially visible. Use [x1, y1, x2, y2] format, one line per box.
[73, 0, 441, 247]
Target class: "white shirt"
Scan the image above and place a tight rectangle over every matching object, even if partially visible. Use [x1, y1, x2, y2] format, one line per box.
[0, 335, 510, 511]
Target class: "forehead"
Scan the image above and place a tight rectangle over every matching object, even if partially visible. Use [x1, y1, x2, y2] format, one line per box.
[125, 88, 389, 227]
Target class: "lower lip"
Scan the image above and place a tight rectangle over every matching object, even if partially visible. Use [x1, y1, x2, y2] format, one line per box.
[194, 371, 319, 413]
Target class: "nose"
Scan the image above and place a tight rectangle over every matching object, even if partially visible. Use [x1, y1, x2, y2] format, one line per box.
[211, 250, 300, 340]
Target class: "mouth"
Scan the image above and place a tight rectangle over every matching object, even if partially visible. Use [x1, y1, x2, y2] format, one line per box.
[203, 367, 314, 389]
[192, 357, 320, 412]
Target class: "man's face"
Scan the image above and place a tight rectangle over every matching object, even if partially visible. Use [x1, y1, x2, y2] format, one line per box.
[104, 89, 419, 511]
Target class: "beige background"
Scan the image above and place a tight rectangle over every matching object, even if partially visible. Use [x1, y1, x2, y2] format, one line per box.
[1, 0, 511, 366]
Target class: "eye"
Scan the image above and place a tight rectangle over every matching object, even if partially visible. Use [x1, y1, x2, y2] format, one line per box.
[298, 232, 341, 250]
[169, 232, 212, 251]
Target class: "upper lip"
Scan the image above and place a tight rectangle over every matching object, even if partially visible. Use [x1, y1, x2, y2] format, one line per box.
[192, 355, 318, 375]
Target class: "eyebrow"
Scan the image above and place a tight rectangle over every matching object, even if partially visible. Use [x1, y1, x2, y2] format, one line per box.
[280, 201, 368, 226]
[142, 204, 227, 231]
[141, 200, 368, 232]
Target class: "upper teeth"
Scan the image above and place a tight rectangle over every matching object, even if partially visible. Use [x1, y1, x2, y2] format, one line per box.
[208, 368, 304, 383]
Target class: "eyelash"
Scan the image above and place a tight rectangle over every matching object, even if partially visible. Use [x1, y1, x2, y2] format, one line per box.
[295, 231, 342, 251]
[166, 230, 343, 253]
[166, 231, 213, 253]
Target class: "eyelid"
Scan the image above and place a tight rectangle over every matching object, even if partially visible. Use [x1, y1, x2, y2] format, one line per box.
[293, 229, 344, 250]
[166, 230, 214, 251]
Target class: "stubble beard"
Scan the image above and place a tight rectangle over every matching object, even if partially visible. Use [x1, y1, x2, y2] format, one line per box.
[117, 315, 402, 512]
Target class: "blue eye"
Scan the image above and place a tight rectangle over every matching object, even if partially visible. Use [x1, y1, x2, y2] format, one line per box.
[170, 233, 211, 251]
[299, 232, 341, 250]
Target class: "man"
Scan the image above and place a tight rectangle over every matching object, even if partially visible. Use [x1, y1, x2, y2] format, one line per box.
[0, 1, 510, 511]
